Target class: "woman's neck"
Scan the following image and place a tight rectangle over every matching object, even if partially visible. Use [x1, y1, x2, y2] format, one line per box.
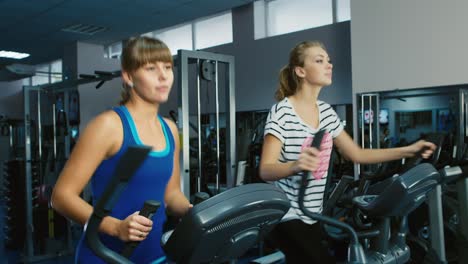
[125, 100, 159, 122]
[290, 83, 321, 105]
[288, 84, 322, 129]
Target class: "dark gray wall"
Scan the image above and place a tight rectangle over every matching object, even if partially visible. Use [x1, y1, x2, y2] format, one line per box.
[76, 42, 121, 131]
[0, 79, 24, 119]
[160, 4, 352, 117]
[205, 5, 352, 112]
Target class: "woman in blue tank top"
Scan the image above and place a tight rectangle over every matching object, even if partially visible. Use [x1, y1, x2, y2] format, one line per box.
[51, 36, 191, 263]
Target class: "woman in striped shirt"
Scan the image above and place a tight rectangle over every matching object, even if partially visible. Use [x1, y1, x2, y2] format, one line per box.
[259, 41, 435, 263]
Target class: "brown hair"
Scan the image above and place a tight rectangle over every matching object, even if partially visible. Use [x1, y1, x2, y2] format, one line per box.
[275, 41, 326, 101]
[119, 36, 173, 105]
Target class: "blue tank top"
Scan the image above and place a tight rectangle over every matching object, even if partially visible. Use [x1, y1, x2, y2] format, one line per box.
[76, 106, 174, 264]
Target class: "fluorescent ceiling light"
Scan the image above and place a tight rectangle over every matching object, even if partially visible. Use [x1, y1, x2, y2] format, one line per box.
[0, 50, 30, 59]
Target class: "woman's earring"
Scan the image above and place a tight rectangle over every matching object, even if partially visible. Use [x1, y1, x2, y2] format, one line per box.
[128, 82, 134, 88]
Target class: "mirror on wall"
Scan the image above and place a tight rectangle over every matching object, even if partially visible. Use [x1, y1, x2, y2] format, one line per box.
[379, 86, 459, 147]
[356, 85, 463, 175]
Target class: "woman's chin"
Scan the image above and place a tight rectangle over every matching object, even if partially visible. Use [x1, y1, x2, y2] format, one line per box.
[141, 96, 169, 105]
[155, 96, 169, 104]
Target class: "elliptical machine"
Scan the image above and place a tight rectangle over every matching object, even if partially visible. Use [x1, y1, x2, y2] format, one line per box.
[408, 136, 468, 264]
[299, 130, 439, 263]
[82, 146, 292, 264]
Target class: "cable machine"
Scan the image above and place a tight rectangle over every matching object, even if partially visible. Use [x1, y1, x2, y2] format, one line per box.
[18, 72, 119, 263]
[355, 93, 380, 178]
[177, 50, 236, 199]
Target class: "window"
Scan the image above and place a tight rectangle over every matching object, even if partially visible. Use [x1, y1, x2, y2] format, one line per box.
[141, 11, 233, 54]
[266, 0, 332, 38]
[32, 64, 50, 86]
[194, 12, 233, 50]
[104, 41, 122, 59]
[50, 60, 62, 83]
[253, 1, 267, 39]
[22, 77, 31, 86]
[255, 0, 347, 39]
[336, 0, 351, 22]
[154, 24, 193, 55]
[24, 60, 63, 86]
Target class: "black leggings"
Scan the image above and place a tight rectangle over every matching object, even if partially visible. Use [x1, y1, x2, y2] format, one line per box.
[266, 219, 336, 264]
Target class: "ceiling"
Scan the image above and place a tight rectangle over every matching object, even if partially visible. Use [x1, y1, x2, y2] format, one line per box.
[0, 0, 254, 69]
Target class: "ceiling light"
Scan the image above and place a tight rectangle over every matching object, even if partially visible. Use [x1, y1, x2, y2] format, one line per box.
[0, 50, 30, 59]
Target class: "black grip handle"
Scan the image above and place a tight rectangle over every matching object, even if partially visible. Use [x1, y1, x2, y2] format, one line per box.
[121, 200, 161, 258]
[310, 130, 325, 150]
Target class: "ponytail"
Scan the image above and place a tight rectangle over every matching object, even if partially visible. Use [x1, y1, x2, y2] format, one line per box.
[275, 65, 298, 101]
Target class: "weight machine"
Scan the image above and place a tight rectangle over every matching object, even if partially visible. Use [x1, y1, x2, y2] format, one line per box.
[18, 71, 119, 263]
[177, 50, 236, 199]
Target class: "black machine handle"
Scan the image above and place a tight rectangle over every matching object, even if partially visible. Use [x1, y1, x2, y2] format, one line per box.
[298, 130, 367, 263]
[84, 145, 152, 264]
[121, 200, 161, 258]
[440, 163, 468, 183]
[401, 133, 445, 172]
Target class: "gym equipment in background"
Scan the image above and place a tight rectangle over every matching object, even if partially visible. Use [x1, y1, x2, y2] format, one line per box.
[17, 70, 121, 263]
[177, 50, 236, 199]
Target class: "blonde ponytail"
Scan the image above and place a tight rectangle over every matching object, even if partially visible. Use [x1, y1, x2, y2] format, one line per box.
[275, 65, 297, 101]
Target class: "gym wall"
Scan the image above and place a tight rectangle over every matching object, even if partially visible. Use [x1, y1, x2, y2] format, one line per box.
[73, 42, 122, 132]
[77, 3, 352, 128]
[203, 4, 352, 112]
[351, 0, 468, 93]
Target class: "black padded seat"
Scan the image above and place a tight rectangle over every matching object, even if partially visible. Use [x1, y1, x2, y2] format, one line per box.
[161, 183, 290, 264]
[353, 163, 439, 217]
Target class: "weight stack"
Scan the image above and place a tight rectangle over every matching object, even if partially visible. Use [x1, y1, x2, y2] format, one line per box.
[2, 160, 28, 250]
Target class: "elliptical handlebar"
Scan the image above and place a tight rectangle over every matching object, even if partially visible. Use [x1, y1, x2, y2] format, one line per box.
[83, 145, 152, 264]
[298, 130, 367, 263]
[440, 162, 468, 183]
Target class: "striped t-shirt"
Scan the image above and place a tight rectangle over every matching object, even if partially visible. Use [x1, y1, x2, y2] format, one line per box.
[264, 97, 344, 224]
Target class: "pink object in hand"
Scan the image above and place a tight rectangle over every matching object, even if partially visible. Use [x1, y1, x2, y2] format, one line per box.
[301, 133, 333, 180]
